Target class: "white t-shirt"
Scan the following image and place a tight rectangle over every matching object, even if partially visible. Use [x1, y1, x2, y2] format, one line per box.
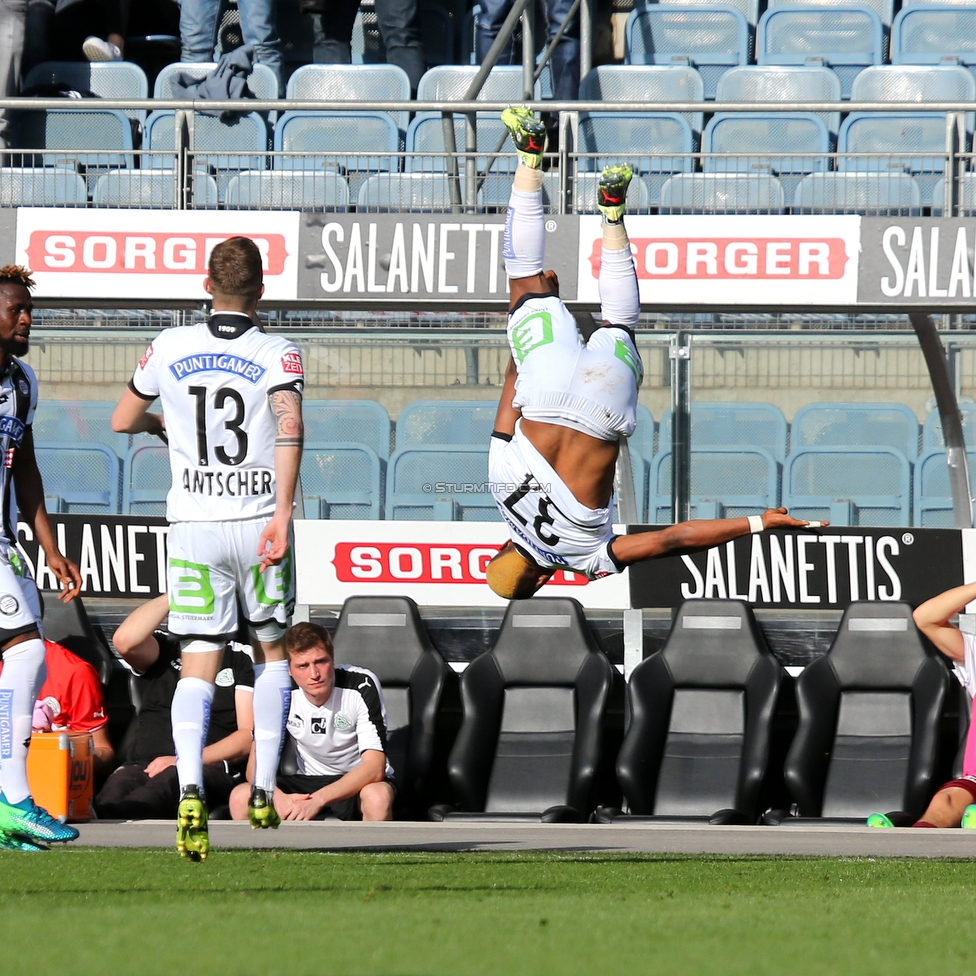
[285, 665, 394, 780]
[488, 422, 624, 579]
[954, 632, 976, 698]
[129, 313, 304, 523]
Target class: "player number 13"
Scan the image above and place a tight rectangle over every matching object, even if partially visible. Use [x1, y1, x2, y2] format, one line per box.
[188, 386, 248, 466]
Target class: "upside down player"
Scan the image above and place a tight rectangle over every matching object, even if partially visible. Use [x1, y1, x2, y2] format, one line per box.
[869, 581, 976, 829]
[0, 266, 84, 851]
[486, 107, 820, 601]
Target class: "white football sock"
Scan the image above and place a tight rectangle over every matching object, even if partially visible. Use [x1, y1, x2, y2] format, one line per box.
[252, 660, 292, 793]
[599, 233, 640, 329]
[172, 676, 213, 796]
[503, 181, 546, 279]
[0, 638, 46, 804]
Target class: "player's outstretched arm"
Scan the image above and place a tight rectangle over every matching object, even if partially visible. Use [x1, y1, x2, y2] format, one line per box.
[493, 357, 521, 437]
[259, 389, 304, 570]
[13, 427, 81, 602]
[111, 388, 166, 440]
[912, 583, 976, 662]
[609, 507, 823, 568]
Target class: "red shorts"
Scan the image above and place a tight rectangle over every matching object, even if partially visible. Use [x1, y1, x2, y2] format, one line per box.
[938, 778, 976, 804]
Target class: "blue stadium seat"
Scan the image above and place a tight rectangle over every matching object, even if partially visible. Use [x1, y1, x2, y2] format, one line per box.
[404, 112, 515, 174]
[14, 108, 134, 169]
[395, 400, 498, 449]
[35, 443, 119, 515]
[932, 172, 976, 214]
[579, 65, 705, 134]
[573, 172, 652, 213]
[386, 446, 499, 520]
[303, 400, 392, 459]
[838, 112, 949, 205]
[757, 5, 884, 97]
[32, 400, 130, 457]
[480, 172, 555, 210]
[417, 64, 528, 103]
[302, 443, 384, 519]
[0, 168, 87, 207]
[716, 65, 843, 134]
[703, 113, 830, 200]
[358, 173, 453, 212]
[624, 6, 750, 98]
[767, 0, 894, 27]
[576, 114, 694, 205]
[661, 402, 789, 461]
[784, 446, 912, 525]
[793, 172, 922, 214]
[922, 403, 976, 447]
[892, 5, 976, 81]
[648, 446, 781, 522]
[852, 63, 976, 109]
[23, 61, 148, 122]
[660, 173, 786, 213]
[122, 443, 170, 516]
[154, 61, 280, 100]
[791, 402, 919, 458]
[273, 111, 400, 177]
[286, 64, 411, 130]
[93, 169, 219, 208]
[144, 110, 268, 201]
[914, 447, 976, 526]
[225, 170, 349, 210]
[655, 0, 760, 26]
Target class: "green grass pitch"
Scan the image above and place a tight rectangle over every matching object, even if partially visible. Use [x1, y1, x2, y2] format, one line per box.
[2, 849, 974, 976]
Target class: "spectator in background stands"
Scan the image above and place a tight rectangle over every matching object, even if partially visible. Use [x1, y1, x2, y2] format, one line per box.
[476, 0, 579, 101]
[94, 595, 254, 821]
[304, 0, 425, 95]
[22, 0, 129, 72]
[0, 0, 26, 149]
[179, 0, 282, 93]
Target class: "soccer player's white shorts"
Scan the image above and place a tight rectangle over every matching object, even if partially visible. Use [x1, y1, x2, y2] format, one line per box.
[166, 518, 295, 641]
[0, 542, 41, 643]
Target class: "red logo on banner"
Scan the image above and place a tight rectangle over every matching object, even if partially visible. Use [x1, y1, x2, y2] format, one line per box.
[281, 352, 303, 375]
[588, 238, 849, 280]
[25, 232, 289, 276]
[138, 343, 153, 370]
[333, 542, 588, 586]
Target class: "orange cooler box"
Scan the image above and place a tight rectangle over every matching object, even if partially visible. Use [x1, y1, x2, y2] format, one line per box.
[26, 732, 94, 822]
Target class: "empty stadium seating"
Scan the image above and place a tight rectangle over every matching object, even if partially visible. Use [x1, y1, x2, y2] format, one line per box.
[122, 443, 170, 516]
[914, 447, 976, 526]
[32, 400, 131, 457]
[0, 168, 88, 207]
[892, 5, 976, 80]
[14, 108, 135, 170]
[225, 171, 350, 210]
[36, 443, 120, 514]
[23, 61, 149, 122]
[793, 172, 923, 213]
[386, 445, 497, 520]
[791, 402, 919, 458]
[579, 65, 705, 134]
[273, 111, 400, 179]
[287, 63, 412, 130]
[660, 173, 786, 213]
[302, 443, 384, 519]
[93, 170, 220, 208]
[660, 402, 789, 460]
[358, 173, 454, 212]
[395, 400, 498, 448]
[922, 402, 976, 447]
[303, 400, 392, 459]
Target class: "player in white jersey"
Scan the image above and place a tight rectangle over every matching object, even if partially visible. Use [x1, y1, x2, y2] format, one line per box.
[486, 108, 818, 600]
[868, 582, 976, 829]
[0, 265, 83, 851]
[228, 622, 394, 822]
[112, 237, 304, 860]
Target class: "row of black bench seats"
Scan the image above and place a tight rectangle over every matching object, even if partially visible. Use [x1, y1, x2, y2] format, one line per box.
[54, 594, 955, 824]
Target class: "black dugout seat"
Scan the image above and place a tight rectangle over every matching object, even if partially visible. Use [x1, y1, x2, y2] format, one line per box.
[768, 601, 949, 824]
[599, 599, 782, 825]
[43, 593, 114, 685]
[431, 597, 616, 823]
[325, 596, 454, 815]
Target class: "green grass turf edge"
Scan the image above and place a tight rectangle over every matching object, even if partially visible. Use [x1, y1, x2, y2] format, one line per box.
[1, 850, 974, 976]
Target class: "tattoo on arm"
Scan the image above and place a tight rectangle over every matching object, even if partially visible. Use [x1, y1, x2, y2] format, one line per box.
[270, 390, 304, 449]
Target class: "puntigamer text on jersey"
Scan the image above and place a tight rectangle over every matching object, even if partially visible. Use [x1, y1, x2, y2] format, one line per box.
[169, 354, 267, 384]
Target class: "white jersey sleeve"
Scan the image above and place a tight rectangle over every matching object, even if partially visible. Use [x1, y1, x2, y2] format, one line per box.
[130, 337, 162, 401]
[954, 632, 976, 699]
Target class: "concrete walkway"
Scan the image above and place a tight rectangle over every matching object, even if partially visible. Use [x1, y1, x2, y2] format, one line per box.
[73, 820, 976, 857]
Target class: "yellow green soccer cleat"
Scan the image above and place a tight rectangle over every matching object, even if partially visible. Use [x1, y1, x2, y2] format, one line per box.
[176, 785, 209, 862]
[597, 164, 634, 223]
[0, 792, 78, 844]
[962, 804, 976, 828]
[500, 105, 547, 168]
[247, 786, 280, 830]
[866, 812, 894, 828]
[0, 829, 48, 852]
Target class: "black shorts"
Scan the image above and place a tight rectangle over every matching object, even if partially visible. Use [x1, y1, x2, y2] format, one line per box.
[275, 773, 394, 821]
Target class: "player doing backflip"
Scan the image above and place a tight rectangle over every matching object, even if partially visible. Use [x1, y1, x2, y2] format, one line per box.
[113, 238, 304, 860]
[486, 108, 819, 600]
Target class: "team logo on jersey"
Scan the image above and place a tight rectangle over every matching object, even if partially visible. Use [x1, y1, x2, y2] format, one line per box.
[510, 311, 554, 364]
[17, 380, 28, 396]
[215, 667, 235, 688]
[0, 416, 25, 445]
[0, 594, 19, 615]
[333, 713, 353, 732]
[139, 344, 154, 370]
[287, 714, 303, 732]
[310, 716, 330, 735]
[3, 450, 13, 469]
[280, 352, 303, 375]
[169, 354, 267, 384]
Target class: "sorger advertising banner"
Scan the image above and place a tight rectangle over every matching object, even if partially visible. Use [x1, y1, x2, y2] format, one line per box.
[15, 209, 301, 301]
[575, 214, 862, 307]
[294, 520, 631, 609]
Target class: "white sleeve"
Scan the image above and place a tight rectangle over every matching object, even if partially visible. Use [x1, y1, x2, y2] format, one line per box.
[955, 632, 976, 699]
[266, 339, 304, 397]
[130, 334, 162, 400]
[580, 537, 626, 581]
